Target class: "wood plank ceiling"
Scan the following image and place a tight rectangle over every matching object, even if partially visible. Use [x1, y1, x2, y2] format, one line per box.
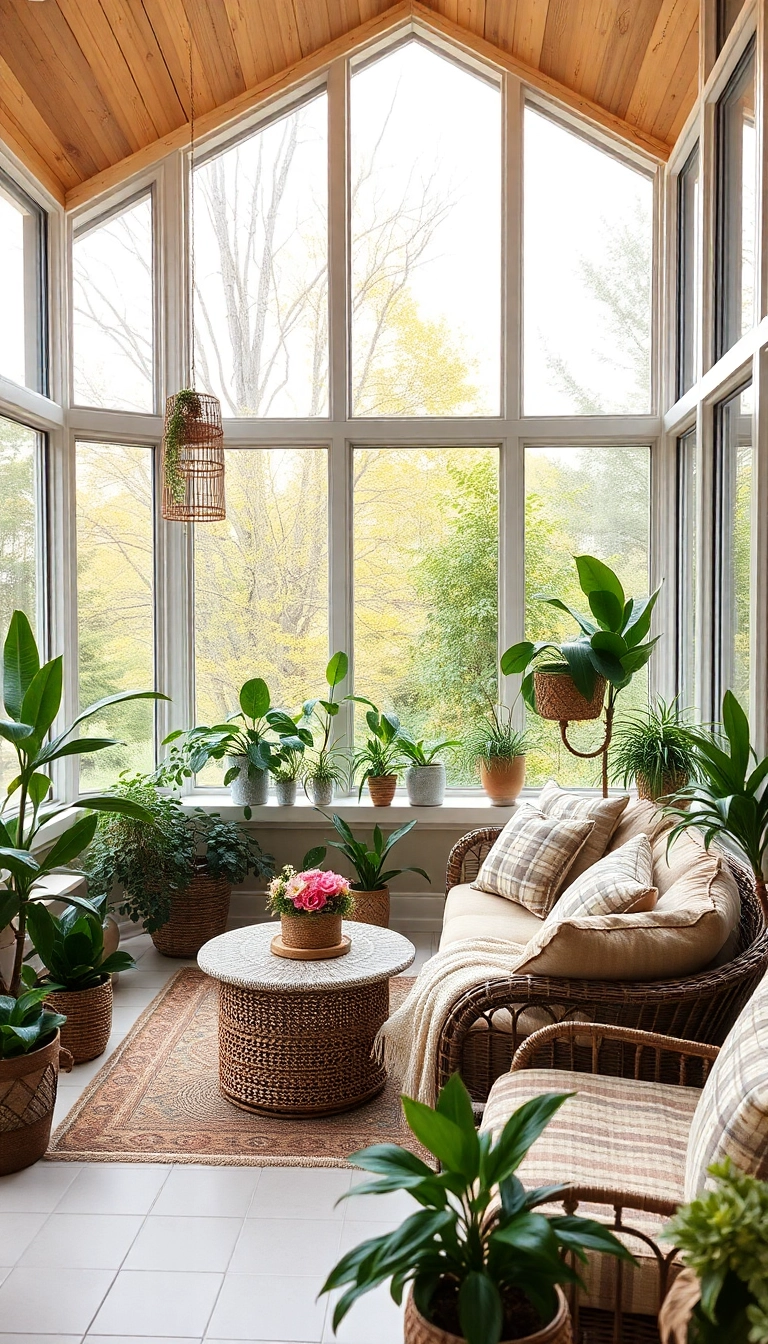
[0, 0, 699, 206]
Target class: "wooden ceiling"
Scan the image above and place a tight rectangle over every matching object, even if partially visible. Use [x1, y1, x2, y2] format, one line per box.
[0, 0, 700, 208]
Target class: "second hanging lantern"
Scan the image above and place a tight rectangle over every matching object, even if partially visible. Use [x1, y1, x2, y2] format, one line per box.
[161, 388, 225, 521]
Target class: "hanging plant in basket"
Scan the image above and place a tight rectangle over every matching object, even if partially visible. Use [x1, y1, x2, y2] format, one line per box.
[162, 388, 225, 521]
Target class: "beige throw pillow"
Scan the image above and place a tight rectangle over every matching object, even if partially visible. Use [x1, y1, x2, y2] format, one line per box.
[549, 834, 658, 923]
[472, 806, 595, 918]
[537, 781, 629, 889]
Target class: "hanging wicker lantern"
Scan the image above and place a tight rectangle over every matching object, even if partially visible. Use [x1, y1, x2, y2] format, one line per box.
[161, 389, 225, 522]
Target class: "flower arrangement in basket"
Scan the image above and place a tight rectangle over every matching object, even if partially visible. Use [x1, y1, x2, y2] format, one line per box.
[267, 866, 355, 960]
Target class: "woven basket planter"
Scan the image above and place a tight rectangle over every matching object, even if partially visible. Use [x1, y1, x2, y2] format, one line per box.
[534, 669, 606, 722]
[367, 775, 397, 806]
[45, 977, 113, 1063]
[151, 862, 232, 958]
[0, 1031, 72, 1175]
[347, 886, 390, 927]
[636, 769, 689, 802]
[404, 1286, 571, 1344]
[280, 913, 342, 950]
[479, 755, 526, 805]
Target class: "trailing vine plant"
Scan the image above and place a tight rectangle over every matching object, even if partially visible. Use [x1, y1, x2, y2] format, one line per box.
[163, 388, 201, 504]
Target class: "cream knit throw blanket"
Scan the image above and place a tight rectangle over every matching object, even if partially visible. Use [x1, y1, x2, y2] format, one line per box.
[375, 937, 526, 1107]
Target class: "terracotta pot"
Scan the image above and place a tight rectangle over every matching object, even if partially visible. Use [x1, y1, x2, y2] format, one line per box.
[404, 1285, 572, 1344]
[636, 769, 689, 802]
[0, 1031, 73, 1175]
[151, 861, 231, 958]
[280, 912, 342, 950]
[45, 976, 113, 1063]
[346, 886, 390, 928]
[534, 670, 606, 722]
[479, 755, 526, 805]
[367, 775, 397, 806]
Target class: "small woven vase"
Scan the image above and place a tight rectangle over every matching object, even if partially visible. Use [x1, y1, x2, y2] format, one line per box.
[367, 775, 397, 806]
[151, 861, 231, 958]
[280, 913, 342, 950]
[347, 886, 390, 928]
[0, 1031, 72, 1175]
[534, 670, 606, 722]
[45, 977, 113, 1063]
[636, 769, 689, 801]
[404, 1285, 572, 1344]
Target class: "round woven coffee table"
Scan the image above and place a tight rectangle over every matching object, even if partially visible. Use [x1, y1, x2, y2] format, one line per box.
[198, 921, 415, 1117]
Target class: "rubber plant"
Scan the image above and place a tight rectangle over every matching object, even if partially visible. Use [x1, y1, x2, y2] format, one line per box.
[0, 610, 162, 999]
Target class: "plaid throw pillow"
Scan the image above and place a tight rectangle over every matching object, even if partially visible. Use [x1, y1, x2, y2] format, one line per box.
[547, 834, 658, 924]
[537, 781, 629, 890]
[472, 806, 595, 918]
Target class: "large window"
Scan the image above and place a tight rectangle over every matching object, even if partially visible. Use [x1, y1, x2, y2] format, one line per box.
[524, 108, 653, 415]
[0, 171, 47, 394]
[0, 417, 43, 792]
[715, 384, 753, 709]
[72, 193, 154, 412]
[715, 40, 756, 358]
[677, 428, 698, 712]
[193, 96, 329, 418]
[76, 442, 156, 787]
[676, 144, 700, 399]
[350, 43, 501, 417]
[524, 445, 651, 785]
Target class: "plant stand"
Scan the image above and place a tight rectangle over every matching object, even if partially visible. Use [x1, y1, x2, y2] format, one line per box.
[557, 701, 615, 798]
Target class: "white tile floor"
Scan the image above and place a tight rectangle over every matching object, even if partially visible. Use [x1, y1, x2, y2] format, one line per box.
[0, 930, 437, 1344]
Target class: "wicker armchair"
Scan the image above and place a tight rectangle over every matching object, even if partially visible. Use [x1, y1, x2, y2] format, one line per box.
[437, 825, 768, 1102]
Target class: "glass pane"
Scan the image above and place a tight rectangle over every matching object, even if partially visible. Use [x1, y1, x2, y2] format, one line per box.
[193, 96, 328, 418]
[194, 448, 329, 779]
[0, 417, 41, 793]
[677, 428, 697, 712]
[677, 144, 700, 398]
[716, 41, 756, 356]
[350, 42, 501, 417]
[73, 194, 154, 411]
[524, 108, 653, 415]
[524, 446, 651, 786]
[353, 447, 498, 784]
[0, 174, 45, 393]
[717, 384, 752, 707]
[718, 0, 745, 52]
[76, 442, 155, 787]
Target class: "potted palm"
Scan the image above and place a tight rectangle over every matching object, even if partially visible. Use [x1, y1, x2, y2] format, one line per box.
[466, 706, 527, 805]
[267, 864, 354, 957]
[349, 698, 405, 806]
[0, 609, 161, 1172]
[301, 652, 350, 806]
[321, 1073, 632, 1344]
[313, 812, 430, 927]
[399, 736, 460, 807]
[610, 698, 697, 801]
[24, 895, 135, 1063]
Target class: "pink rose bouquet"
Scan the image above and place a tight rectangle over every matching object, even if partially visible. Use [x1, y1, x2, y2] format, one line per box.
[267, 865, 354, 918]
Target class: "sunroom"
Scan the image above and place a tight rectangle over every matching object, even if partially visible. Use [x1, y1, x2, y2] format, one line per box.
[0, 1, 767, 1341]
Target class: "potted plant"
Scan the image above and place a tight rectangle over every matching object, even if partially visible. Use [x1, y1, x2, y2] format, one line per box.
[163, 676, 310, 813]
[659, 1159, 768, 1343]
[267, 864, 354, 956]
[610, 697, 697, 801]
[665, 690, 768, 917]
[349, 697, 405, 806]
[313, 812, 430, 927]
[321, 1073, 632, 1344]
[399, 736, 460, 807]
[0, 609, 161, 1172]
[466, 705, 527, 806]
[23, 895, 136, 1063]
[301, 652, 350, 806]
[271, 747, 303, 806]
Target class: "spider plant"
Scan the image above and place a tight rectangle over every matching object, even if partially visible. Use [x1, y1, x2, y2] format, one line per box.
[610, 697, 697, 800]
[465, 704, 527, 767]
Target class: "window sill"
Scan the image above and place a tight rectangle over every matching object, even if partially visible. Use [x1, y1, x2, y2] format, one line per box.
[185, 789, 529, 826]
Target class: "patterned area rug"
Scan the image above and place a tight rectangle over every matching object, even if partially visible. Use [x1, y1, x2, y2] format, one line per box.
[46, 968, 421, 1167]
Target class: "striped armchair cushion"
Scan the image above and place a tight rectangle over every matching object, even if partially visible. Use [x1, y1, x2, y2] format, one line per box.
[548, 834, 658, 922]
[472, 806, 594, 918]
[684, 969, 768, 1198]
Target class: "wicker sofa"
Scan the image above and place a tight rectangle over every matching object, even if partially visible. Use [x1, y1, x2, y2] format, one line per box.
[436, 816, 768, 1103]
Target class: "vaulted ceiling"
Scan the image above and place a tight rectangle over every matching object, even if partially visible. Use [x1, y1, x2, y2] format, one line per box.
[0, 0, 699, 207]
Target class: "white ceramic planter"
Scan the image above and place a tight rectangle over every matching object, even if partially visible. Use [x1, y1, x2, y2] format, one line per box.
[405, 762, 446, 806]
[274, 778, 297, 806]
[226, 755, 269, 807]
[306, 778, 334, 807]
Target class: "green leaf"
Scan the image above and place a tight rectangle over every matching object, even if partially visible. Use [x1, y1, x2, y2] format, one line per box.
[239, 678, 270, 721]
[588, 589, 624, 632]
[486, 1093, 572, 1187]
[55, 689, 167, 743]
[500, 641, 535, 675]
[587, 644, 626, 686]
[458, 1273, 503, 1344]
[532, 599, 598, 637]
[73, 795, 157, 824]
[3, 611, 40, 721]
[590, 631, 628, 658]
[548, 1214, 636, 1262]
[38, 814, 98, 870]
[560, 641, 596, 699]
[35, 737, 122, 765]
[436, 1073, 477, 1142]
[0, 889, 20, 928]
[0, 846, 40, 879]
[575, 555, 625, 609]
[401, 1094, 476, 1179]
[622, 587, 661, 647]
[0, 719, 36, 744]
[721, 691, 751, 780]
[25, 901, 57, 967]
[27, 772, 52, 807]
[618, 638, 660, 679]
[326, 652, 348, 689]
[302, 845, 326, 869]
[20, 657, 63, 740]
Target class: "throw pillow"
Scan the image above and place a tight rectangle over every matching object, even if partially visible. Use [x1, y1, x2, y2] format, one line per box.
[537, 781, 629, 889]
[548, 834, 658, 923]
[472, 806, 595, 918]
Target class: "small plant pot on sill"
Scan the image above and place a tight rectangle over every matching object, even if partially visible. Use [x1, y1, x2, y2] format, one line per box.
[226, 755, 269, 807]
[404, 1284, 571, 1344]
[367, 775, 397, 806]
[636, 769, 689, 802]
[306, 778, 335, 807]
[0, 1031, 73, 1176]
[151, 860, 231, 958]
[279, 912, 343, 952]
[405, 763, 446, 807]
[274, 778, 297, 806]
[534, 669, 606, 722]
[347, 886, 390, 928]
[45, 976, 113, 1064]
[479, 755, 526, 805]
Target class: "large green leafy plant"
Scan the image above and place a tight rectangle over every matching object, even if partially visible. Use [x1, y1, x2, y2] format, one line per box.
[313, 813, 430, 892]
[24, 895, 135, 993]
[0, 611, 161, 999]
[348, 697, 405, 796]
[321, 1074, 632, 1344]
[0, 988, 66, 1060]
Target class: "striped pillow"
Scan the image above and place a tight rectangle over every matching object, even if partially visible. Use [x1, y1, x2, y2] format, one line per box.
[684, 969, 768, 1198]
[547, 834, 658, 924]
[472, 806, 595, 918]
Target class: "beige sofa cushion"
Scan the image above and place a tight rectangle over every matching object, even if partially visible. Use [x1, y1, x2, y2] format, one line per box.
[537, 781, 629, 887]
[608, 796, 674, 854]
[440, 882, 542, 950]
[551, 834, 658, 922]
[472, 806, 595, 917]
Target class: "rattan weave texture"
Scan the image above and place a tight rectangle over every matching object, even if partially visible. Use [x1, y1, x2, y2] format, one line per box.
[151, 865, 231, 958]
[534, 670, 606, 722]
[403, 1286, 572, 1343]
[198, 920, 413, 990]
[347, 887, 390, 927]
[45, 977, 112, 1063]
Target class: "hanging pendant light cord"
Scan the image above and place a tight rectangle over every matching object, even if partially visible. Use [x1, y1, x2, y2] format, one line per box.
[188, 31, 196, 388]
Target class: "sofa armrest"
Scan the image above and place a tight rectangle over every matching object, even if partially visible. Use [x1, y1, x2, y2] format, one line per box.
[510, 1020, 720, 1086]
[445, 826, 503, 894]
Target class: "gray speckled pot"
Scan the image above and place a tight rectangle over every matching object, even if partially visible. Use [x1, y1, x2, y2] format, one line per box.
[405, 763, 446, 806]
[306, 778, 334, 807]
[274, 779, 297, 806]
[226, 756, 269, 807]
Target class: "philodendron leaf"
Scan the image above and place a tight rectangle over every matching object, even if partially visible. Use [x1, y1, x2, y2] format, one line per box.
[20, 657, 63, 740]
[588, 589, 624, 633]
[239, 678, 270, 722]
[326, 651, 348, 689]
[3, 610, 40, 721]
[575, 555, 625, 609]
